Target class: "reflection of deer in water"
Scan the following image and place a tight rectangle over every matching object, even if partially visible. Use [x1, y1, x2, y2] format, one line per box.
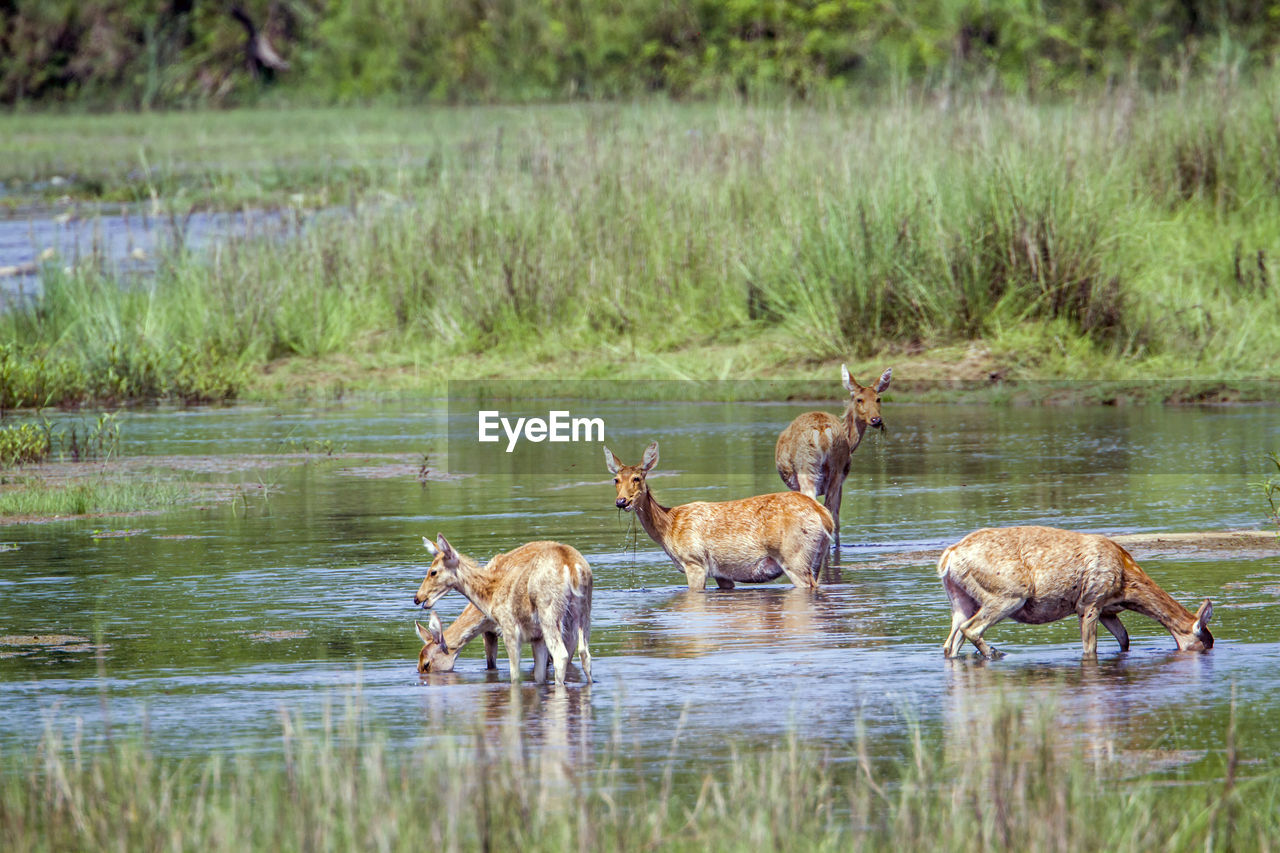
[622, 587, 845, 659]
[606, 441, 832, 590]
[776, 366, 892, 549]
[480, 683, 594, 807]
[939, 526, 1214, 658]
[413, 603, 498, 673]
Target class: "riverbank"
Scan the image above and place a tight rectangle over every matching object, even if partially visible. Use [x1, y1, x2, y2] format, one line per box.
[3, 92, 1280, 409]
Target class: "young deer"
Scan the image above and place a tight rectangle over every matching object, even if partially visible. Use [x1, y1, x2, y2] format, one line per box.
[938, 525, 1214, 658]
[605, 441, 833, 590]
[413, 537, 593, 685]
[775, 365, 891, 548]
[413, 603, 499, 673]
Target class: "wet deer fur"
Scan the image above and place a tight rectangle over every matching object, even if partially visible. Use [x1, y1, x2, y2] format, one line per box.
[414, 537, 592, 685]
[775, 366, 891, 548]
[606, 441, 833, 590]
[938, 525, 1214, 658]
[414, 603, 499, 673]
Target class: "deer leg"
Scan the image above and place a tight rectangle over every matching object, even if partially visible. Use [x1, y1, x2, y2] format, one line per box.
[546, 635, 571, 688]
[1100, 613, 1129, 651]
[504, 630, 524, 682]
[1080, 604, 1101, 658]
[955, 598, 1025, 658]
[781, 560, 820, 590]
[531, 638, 550, 683]
[715, 577, 736, 590]
[683, 562, 708, 590]
[483, 632, 499, 669]
[943, 608, 966, 656]
[577, 626, 592, 684]
[824, 480, 843, 550]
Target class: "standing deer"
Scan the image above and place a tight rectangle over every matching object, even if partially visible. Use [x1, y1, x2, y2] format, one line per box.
[413, 603, 499, 673]
[605, 441, 833, 590]
[775, 365, 892, 548]
[414, 537, 593, 685]
[938, 525, 1214, 658]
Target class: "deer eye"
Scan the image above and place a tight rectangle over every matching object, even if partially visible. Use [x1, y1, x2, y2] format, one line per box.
[632, 476, 640, 483]
[613, 477, 619, 484]
[430, 570, 437, 577]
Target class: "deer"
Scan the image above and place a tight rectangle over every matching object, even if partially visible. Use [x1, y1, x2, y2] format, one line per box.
[413, 603, 499, 673]
[413, 536, 593, 685]
[775, 365, 892, 548]
[938, 525, 1214, 659]
[605, 441, 833, 590]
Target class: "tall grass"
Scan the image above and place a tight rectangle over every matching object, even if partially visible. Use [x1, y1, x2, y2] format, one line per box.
[1, 697, 1274, 851]
[3, 80, 1280, 403]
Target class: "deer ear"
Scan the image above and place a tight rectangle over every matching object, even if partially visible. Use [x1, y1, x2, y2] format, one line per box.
[427, 610, 447, 646]
[1195, 599, 1213, 633]
[422, 536, 438, 555]
[642, 441, 659, 472]
[841, 364, 857, 393]
[604, 445, 620, 474]
[875, 367, 892, 393]
[436, 534, 459, 566]
[414, 620, 432, 644]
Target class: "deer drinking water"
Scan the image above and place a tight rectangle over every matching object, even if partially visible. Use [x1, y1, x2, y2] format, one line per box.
[938, 525, 1214, 658]
[605, 441, 833, 590]
[775, 366, 891, 548]
[413, 536, 593, 685]
[413, 603, 499, 673]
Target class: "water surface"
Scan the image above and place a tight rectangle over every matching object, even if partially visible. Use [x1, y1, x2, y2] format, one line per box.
[2, 400, 1278, 779]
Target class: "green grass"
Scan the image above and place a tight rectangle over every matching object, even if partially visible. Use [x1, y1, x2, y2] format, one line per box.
[0, 476, 192, 518]
[2, 82, 1280, 405]
[1, 698, 1274, 852]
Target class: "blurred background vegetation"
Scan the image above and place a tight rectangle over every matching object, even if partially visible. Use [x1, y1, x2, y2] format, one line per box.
[3, 0, 1278, 108]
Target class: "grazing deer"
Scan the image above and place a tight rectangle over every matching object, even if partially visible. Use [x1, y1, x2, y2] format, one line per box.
[413, 603, 499, 673]
[414, 537, 593, 685]
[775, 365, 892, 548]
[605, 441, 833, 590]
[938, 525, 1214, 658]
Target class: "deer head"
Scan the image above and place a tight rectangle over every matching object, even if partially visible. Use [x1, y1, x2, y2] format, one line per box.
[413, 611, 461, 673]
[604, 441, 659, 511]
[842, 365, 892, 432]
[1173, 599, 1214, 651]
[413, 533, 461, 608]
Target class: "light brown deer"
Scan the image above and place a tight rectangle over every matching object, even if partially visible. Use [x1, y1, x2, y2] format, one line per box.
[413, 603, 499, 673]
[938, 525, 1214, 658]
[605, 441, 833, 590]
[775, 365, 891, 548]
[413, 537, 593, 685]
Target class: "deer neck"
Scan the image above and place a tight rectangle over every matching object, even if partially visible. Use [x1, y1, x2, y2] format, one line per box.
[443, 607, 488, 652]
[448, 555, 504, 622]
[842, 404, 868, 452]
[634, 487, 674, 550]
[1121, 570, 1198, 642]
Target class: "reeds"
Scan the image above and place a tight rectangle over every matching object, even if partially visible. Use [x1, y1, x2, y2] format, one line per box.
[2, 81, 1280, 405]
[0, 697, 1274, 852]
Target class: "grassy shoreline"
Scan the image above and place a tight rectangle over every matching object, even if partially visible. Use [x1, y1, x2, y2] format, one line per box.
[4, 88, 1280, 409]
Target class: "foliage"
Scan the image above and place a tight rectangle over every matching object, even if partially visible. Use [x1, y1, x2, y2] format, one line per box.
[5, 1, 1280, 107]
[0, 421, 52, 467]
[0, 475, 189, 516]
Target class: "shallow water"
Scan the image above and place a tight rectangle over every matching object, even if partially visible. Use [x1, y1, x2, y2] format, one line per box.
[1, 400, 1278, 779]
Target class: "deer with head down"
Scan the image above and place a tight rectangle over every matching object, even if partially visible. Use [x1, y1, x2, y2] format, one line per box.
[938, 525, 1214, 658]
[776, 365, 891, 548]
[413, 603, 499, 673]
[413, 536, 592, 685]
[605, 441, 833, 590]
